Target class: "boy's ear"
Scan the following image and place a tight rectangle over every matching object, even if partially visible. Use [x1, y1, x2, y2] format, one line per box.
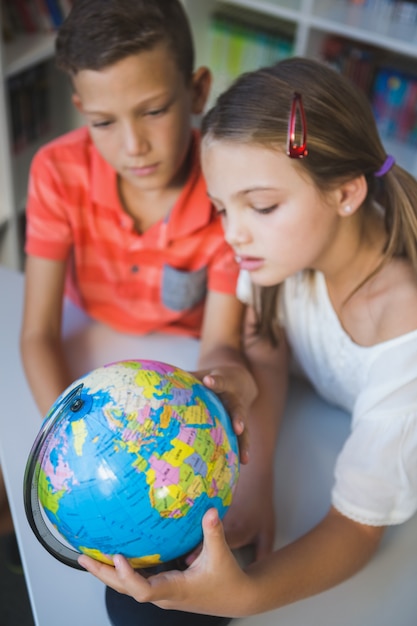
[190, 66, 212, 115]
[337, 175, 368, 217]
[71, 92, 83, 114]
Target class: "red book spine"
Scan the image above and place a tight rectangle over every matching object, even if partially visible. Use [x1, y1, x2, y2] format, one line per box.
[15, 0, 37, 33]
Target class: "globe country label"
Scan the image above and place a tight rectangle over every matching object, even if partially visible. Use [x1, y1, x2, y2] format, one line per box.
[36, 359, 240, 568]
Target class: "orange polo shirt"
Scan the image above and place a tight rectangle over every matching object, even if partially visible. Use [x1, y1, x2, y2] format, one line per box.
[25, 127, 238, 337]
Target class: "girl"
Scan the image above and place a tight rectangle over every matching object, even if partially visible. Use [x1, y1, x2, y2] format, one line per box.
[78, 57, 417, 618]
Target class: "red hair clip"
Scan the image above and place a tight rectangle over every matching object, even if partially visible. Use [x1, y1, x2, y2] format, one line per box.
[287, 92, 308, 159]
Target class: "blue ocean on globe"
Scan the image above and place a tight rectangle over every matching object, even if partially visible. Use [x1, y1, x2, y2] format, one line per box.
[37, 359, 240, 567]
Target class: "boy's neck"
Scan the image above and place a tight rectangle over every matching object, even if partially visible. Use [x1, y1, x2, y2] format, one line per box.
[118, 135, 194, 234]
[118, 179, 180, 234]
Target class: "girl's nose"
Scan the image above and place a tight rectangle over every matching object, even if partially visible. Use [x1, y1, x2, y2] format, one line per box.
[223, 214, 251, 248]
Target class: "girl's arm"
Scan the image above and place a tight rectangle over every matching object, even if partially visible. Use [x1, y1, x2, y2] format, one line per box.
[78, 306, 385, 615]
[20, 255, 73, 416]
[220, 306, 290, 559]
[78, 505, 384, 618]
[194, 299, 289, 559]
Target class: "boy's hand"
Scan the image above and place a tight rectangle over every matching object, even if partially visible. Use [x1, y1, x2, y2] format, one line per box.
[193, 365, 257, 464]
[78, 508, 253, 618]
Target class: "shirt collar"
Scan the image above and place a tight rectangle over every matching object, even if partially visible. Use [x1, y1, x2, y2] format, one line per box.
[88, 129, 213, 236]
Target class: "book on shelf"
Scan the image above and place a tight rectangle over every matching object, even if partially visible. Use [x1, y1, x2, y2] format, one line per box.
[33, 0, 55, 32]
[8, 75, 26, 154]
[321, 35, 378, 96]
[14, 0, 38, 34]
[1, 1, 15, 42]
[2, 2, 24, 38]
[207, 13, 294, 104]
[44, 0, 64, 29]
[372, 67, 417, 146]
[321, 34, 417, 147]
[7, 62, 50, 155]
[1, 0, 73, 39]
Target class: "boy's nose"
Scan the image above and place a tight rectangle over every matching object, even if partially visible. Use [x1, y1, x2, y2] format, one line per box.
[124, 125, 149, 156]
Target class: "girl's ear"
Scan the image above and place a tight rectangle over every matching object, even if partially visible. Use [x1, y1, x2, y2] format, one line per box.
[190, 66, 212, 115]
[337, 175, 368, 217]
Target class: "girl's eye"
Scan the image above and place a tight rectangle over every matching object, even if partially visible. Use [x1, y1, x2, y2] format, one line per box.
[213, 205, 226, 217]
[210, 199, 226, 216]
[253, 204, 278, 215]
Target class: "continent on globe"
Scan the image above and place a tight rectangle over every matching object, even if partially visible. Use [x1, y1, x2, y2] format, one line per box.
[24, 359, 240, 569]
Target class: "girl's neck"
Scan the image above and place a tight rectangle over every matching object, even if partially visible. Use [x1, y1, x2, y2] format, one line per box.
[320, 208, 417, 345]
[321, 208, 386, 306]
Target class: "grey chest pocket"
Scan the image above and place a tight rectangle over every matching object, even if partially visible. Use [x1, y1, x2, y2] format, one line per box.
[162, 264, 207, 312]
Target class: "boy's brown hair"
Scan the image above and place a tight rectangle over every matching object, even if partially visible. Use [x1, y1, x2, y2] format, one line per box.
[56, 0, 195, 81]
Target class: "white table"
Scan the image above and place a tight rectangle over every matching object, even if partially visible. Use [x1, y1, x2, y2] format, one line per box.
[0, 266, 416, 626]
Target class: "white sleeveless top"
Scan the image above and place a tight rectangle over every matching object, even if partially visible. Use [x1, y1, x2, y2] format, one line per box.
[238, 270, 417, 526]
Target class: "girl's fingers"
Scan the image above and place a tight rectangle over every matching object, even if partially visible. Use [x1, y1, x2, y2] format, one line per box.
[78, 554, 150, 597]
[202, 373, 250, 463]
[200, 508, 230, 561]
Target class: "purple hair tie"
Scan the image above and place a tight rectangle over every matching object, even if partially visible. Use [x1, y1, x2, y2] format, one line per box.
[374, 154, 395, 177]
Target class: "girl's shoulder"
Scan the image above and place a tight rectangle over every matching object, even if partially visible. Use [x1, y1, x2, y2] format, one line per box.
[369, 258, 417, 343]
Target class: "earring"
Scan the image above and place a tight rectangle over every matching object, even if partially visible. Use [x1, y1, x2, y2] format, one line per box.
[343, 205, 352, 214]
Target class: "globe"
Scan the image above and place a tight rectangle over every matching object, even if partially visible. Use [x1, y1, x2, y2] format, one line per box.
[24, 359, 239, 570]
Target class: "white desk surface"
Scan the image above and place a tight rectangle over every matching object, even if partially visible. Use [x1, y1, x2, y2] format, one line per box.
[0, 265, 416, 626]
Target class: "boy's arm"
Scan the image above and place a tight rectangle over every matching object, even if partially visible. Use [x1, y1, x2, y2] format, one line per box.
[197, 290, 245, 370]
[20, 255, 73, 416]
[78, 505, 384, 617]
[195, 290, 257, 462]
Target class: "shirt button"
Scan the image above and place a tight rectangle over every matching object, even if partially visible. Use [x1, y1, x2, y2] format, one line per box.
[131, 265, 139, 273]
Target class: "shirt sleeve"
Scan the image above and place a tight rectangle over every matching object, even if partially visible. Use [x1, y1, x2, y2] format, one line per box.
[25, 146, 73, 261]
[332, 334, 417, 526]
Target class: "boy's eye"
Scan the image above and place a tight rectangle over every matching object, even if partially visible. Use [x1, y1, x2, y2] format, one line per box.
[146, 106, 168, 117]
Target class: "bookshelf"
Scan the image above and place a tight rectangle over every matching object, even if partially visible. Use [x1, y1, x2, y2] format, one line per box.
[1, 0, 417, 268]
[0, 1, 78, 269]
[183, 0, 417, 174]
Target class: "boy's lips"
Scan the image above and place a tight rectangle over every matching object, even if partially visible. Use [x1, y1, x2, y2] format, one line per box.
[128, 163, 159, 176]
[235, 255, 264, 271]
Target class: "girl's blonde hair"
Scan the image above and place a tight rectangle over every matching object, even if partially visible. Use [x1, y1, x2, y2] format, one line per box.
[202, 57, 417, 343]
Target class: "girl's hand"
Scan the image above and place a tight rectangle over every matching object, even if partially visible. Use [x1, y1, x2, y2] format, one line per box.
[222, 460, 275, 561]
[78, 508, 254, 618]
[193, 365, 257, 464]
[184, 463, 276, 567]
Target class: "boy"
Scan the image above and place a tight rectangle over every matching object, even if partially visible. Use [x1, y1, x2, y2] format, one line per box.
[20, 2, 259, 625]
[20, 0, 250, 417]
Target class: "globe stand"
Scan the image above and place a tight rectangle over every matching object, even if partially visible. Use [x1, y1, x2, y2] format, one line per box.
[23, 384, 87, 570]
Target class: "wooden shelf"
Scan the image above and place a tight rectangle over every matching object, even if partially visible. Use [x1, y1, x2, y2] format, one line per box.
[4, 32, 56, 78]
